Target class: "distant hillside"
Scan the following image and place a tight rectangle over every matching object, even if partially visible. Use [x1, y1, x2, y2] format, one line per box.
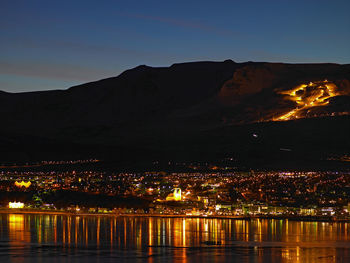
[1, 60, 350, 169]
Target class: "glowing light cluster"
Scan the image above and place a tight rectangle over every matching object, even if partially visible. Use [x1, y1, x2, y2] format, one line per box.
[9, 202, 24, 208]
[174, 188, 182, 201]
[166, 188, 182, 201]
[276, 80, 339, 121]
[15, 181, 31, 188]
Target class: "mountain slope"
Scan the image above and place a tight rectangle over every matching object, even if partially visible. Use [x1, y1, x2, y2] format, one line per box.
[1, 60, 350, 168]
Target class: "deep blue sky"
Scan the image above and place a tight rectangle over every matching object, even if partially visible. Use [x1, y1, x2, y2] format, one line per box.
[1, 0, 349, 92]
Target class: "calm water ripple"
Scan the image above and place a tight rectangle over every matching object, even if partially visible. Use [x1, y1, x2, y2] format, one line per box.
[0, 213, 349, 262]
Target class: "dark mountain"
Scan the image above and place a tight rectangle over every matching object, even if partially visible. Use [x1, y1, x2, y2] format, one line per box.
[1, 60, 350, 169]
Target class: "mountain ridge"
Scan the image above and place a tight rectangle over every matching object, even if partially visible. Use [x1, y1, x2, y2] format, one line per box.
[1, 60, 350, 168]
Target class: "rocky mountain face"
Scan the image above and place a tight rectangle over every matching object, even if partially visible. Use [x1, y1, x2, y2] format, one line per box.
[1, 60, 350, 168]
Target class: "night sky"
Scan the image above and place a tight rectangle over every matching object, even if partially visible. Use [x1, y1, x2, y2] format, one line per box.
[1, 0, 349, 92]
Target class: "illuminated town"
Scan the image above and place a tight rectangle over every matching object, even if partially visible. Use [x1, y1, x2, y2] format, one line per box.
[2, 167, 350, 220]
[1, 0, 350, 261]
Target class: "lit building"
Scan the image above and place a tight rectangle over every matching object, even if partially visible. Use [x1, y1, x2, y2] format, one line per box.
[9, 202, 24, 208]
[14, 181, 31, 188]
[166, 188, 182, 201]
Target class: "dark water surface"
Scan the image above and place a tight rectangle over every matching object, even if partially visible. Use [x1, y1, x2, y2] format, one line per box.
[0, 213, 349, 262]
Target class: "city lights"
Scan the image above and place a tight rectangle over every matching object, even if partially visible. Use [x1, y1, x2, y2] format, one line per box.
[9, 202, 24, 209]
[14, 181, 31, 188]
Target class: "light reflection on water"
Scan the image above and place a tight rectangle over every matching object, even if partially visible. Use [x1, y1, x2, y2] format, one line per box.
[1, 213, 350, 262]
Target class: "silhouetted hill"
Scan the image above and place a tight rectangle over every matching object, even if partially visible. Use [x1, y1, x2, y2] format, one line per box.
[1, 60, 350, 169]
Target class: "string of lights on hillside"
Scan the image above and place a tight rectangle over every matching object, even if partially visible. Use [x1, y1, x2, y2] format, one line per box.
[276, 80, 340, 121]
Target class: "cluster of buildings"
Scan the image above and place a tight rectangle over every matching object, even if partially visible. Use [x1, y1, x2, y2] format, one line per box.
[1, 169, 350, 219]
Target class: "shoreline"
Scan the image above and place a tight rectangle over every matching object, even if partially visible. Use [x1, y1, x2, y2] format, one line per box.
[1, 208, 349, 222]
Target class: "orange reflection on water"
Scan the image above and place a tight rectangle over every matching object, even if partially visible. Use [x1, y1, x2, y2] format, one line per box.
[96, 217, 100, 247]
[67, 216, 71, 245]
[3, 215, 350, 262]
[182, 219, 186, 246]
[8, 214, 30, 244]
[75, 216, 79, 246]
[110, 217, 113, 247]
[54, 215, 57, 243]
[149, 218, 153, 246]
[84, 217, 88, 245]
